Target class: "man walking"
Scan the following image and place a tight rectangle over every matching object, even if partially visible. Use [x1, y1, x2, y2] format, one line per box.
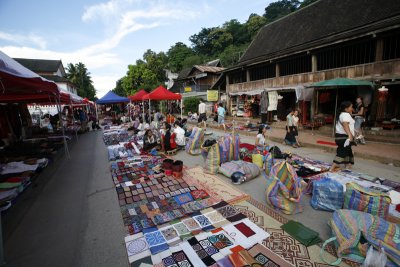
[198, 100, 207, 130]
[217, 102, 226, 132]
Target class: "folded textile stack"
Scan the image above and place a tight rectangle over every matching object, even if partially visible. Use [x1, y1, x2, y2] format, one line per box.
[103, 129, 130, 145]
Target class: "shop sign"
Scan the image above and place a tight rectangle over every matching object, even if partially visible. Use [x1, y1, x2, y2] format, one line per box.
[207, 90, 218, 101]
[184, 87, 192, 92]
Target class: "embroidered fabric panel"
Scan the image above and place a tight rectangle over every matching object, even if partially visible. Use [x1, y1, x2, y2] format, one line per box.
[182, 218, 201, 231]
[172, 251, 194, 267]
[126, 236, 148, 257]
[207, 233, 233, 250]
[174, 192, 194, 205]
[190, 189, 210, 200]
[234, 222, 256, 237]
[187, 237, 216, 266]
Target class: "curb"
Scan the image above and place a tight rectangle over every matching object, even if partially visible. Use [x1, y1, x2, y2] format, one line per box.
[188, 121, 400, 167]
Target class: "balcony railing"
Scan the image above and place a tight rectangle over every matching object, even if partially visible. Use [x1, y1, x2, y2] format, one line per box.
[227, 58, 400, 93]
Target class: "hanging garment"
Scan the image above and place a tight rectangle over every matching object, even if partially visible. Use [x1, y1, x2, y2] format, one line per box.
[267, 91, 278, 111]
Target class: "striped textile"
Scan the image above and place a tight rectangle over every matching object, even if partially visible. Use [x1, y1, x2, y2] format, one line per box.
[264, 161, 303, 214]
[344, 182, 391, 219]
[185, 127, 204, 155]
[329, 209, 400, 267]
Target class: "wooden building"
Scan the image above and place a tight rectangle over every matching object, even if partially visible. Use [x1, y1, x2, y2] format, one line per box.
[14, 58, 79, 96]
[171, 59, 225, 100]
[222, 0, 400, 124]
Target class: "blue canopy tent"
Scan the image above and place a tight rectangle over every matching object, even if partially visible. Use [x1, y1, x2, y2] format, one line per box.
[96, 91, 129, 104]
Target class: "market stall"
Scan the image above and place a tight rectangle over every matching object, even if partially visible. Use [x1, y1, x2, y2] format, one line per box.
[309, 78, 374, 135]
[96, 91, 130, 123]
[142, 85, 183, 121]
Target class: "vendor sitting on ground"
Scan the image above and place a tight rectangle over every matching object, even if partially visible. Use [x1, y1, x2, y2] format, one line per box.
[255, 125, 269, 153]
[181, 118, 188, 132]
[143, 129, 160, 151]
[137, 118, 150, 136]
[173, 121, 186, 148]
[161, 123, 177, 152]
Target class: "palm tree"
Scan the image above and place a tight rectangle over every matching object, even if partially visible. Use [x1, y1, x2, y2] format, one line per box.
[66, 62, 96, 100]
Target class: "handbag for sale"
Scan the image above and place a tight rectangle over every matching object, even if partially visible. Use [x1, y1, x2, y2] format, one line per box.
[264, 161, 303, 214]
[344, 182, 391, 219]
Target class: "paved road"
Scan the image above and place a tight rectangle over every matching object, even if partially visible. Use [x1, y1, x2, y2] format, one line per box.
[4, 130, 127, 267]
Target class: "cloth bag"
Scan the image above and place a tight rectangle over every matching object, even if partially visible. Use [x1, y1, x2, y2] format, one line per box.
[311, 178, 344, 211]
[344, 182, 391, 219]
[252, 154, 263, 168]
[320, 209, 400, 267]
[264, 161, 303, 214]
[185, 127, 204, 155]
[204, 143, 220, 174]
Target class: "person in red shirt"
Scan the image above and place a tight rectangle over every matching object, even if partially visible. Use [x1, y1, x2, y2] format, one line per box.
[162, 123, 177, 152]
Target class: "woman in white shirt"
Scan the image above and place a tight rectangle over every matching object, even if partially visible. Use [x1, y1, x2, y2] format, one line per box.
[173, 122, 186, 148]
[292, 110, 301, 147]
[255, 125, 269, 153]
[330, 101, 355, 172]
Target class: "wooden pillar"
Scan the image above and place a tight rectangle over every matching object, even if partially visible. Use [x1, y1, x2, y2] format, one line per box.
[275, 63, 280, 77]
[375, 39, 384, 62]
[312, 54, 318, 72]
[246, 70, 250, 82]
[301, 100, 307, 122]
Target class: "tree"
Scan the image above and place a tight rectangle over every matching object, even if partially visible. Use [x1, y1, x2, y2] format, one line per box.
[209, 28, 233, 55]
[246, 14, 267, 38]
[65, 62, 96, 100]
[181, 55, 204, 70]
[263, 0, 300, 22]
[223, 19, 251, 45]
[219, 44, 248, 67]
[299, 0, 318, 8]
[167, 42, 195, 73]
[183, 97, 200, 114]
[112, 79, 126, 96]
[119, 50, 168, 94]
[189, 27, 215, 56]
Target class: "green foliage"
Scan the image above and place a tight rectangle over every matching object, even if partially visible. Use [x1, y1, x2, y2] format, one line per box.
[114, 0, 318, 93]
[112, 79, 126, 96]
[167, 42, 195, 73]
[183, 97, 200, 114]
[116, 49, 168, 95]
[189, 27, 215, 56]
[299, 0, 318, 8]
[218, 44, 248, 67]
[65, 62, 96, 100]
[246, 14, 267, 38]
[181, 55, 204, 70]
[264, 0, 300, 22]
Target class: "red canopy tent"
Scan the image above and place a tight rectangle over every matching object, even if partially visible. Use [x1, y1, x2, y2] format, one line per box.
[142, 85, 182, 100]
[141, 85, 183, 121]
[128, 89, 147, 101]
[0, 51, 71, 159]
[0, 51, 59, 101]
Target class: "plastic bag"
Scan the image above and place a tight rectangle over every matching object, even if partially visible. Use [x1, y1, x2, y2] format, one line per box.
[361, 246, 387, 267]
[310, 178, 344, 211]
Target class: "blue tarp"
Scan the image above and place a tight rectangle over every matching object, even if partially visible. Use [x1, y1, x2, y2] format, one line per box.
[96, 91, 129, 104]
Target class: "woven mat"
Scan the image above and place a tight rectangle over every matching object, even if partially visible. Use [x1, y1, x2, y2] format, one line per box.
[183, 166, 250, 204]
[234, 198, 355, 267]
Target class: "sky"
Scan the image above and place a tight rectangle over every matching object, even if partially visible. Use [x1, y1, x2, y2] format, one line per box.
[0, 0, 272, 98]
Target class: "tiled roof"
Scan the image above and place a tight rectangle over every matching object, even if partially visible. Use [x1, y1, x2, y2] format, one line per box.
[239, 0, 400, 65]
[13, 58, 62, 73]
